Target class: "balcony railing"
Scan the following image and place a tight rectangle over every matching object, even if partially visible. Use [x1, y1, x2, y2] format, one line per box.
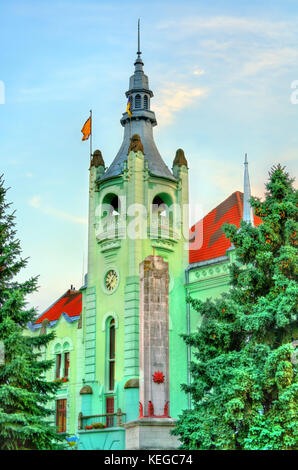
[96, 214, 179, 242]
[149, 215, 179, 240]
[78, 408, 126, 430]
[96, 215, 126, 242]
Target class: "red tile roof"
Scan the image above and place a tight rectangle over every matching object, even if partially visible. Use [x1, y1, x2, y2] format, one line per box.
[189, 191, 262, 264]
[35, 289, 82, 324]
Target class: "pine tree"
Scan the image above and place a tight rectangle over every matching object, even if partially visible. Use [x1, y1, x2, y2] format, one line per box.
[0, 176, 64, 450]
[174, 165, 298, 450]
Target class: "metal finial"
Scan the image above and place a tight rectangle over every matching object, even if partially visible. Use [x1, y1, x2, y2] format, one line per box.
[138, 18, 141, 55]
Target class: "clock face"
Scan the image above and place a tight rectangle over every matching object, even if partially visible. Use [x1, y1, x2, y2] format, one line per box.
[105, 269, 118, 292]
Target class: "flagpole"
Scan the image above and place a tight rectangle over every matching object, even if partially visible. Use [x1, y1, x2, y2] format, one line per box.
[129, 115, 132, 139]
[90, 109, 92, 160]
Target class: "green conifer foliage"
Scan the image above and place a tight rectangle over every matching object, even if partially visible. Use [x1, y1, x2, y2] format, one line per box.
[0, 176, 64, 450]
[174, 165, 298, 450]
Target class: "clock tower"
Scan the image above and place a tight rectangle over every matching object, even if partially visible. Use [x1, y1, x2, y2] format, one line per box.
[80, 27, 189, 448]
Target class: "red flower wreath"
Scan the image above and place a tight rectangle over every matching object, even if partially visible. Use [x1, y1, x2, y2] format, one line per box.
[152, 371, 165, 384]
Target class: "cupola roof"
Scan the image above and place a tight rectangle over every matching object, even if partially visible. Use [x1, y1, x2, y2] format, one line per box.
[173, 148, 188, 168]
[90, 149, 105, 168]
[99, 20, 175, 182]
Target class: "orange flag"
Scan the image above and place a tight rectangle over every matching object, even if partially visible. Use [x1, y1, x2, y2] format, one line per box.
[81, 116, 91, 141]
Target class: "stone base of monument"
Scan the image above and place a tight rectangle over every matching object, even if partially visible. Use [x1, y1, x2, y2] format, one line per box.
[123, 417, 180, 450]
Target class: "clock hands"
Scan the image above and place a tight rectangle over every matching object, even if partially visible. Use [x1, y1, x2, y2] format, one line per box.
[105, 270, 118, 291]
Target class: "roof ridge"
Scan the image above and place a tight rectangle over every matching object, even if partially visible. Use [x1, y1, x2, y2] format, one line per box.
[33, 289, 71, 323]
[34, 289, 82, 324]
[63, 290, 81, 306]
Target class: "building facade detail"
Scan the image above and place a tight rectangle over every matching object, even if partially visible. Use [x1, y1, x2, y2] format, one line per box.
[26, 32, 261, 450]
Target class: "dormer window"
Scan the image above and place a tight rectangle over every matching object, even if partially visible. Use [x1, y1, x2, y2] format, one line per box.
[144, 95, 148, 110]
[135, 94, 141, 108]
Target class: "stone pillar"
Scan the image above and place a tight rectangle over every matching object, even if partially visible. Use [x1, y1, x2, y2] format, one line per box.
[124, 255, 180, 450]
[139, 255, 170, 417]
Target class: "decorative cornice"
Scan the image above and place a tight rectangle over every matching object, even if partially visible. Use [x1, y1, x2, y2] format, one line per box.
[151, 238, 177, 252]
[186, 255, 229, 271]
[98, 238, 122, 253]
[187, 273, 230, 293]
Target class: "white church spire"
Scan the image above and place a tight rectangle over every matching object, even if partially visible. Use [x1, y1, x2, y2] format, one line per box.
[243, 153, 254, 226]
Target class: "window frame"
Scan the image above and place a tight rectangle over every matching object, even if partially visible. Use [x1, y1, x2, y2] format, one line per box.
[55, 353, 62, 379]
[105, 317, 116, 392]
[135, 94, 141, 108]
[106, 396, 115, 428]
[64, 351, 70, 378]
[108, 319, 115, 391]
[56, 399, 67, 433]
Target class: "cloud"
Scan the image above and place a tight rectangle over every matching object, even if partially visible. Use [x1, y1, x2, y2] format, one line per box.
[193, 69, 205, 76]
[44, 207, 87, 225]
[156, 15, 298, 84]
[157, 16, 298, 39]
[240, 48, 298, 77]
[28, 196, 87, 224]
[29, 195, 41, 208]
[154, 83, 208, 125]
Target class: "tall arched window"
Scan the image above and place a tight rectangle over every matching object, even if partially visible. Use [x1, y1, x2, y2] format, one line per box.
[144, 95, 148, 110]
[135, 94, 141, 108]
[151, 193, 174, 237]
[108, 318, 115, 391]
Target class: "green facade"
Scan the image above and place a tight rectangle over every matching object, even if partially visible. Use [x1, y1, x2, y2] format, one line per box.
[81, 144, 190, 432]
[26, 47, 241, 450]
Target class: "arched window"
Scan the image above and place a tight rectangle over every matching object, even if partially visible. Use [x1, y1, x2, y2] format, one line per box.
[151, 193, 174, 237]
[144, 95, 148, 110]
[102, 193, 120, 217]
[55, 353, 62, 379]
[135, 94, 141, 108]
[152, 195, 168, 217]
[107, 318, 115, 391]
[51, 338, 73, 381]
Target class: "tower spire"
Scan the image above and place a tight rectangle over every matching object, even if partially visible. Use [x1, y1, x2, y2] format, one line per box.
[243, 153, 254, 226]
[134, 18, 144, 72]
[138, 18, 141, 56]
[98, 20, 175, 182]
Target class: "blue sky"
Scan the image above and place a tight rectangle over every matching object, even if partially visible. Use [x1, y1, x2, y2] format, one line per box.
[1, 0, 298, 312]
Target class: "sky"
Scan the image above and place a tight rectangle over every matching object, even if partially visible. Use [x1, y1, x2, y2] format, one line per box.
[1, 0, 298, 312]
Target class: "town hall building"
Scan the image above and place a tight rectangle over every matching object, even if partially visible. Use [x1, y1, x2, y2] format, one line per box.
[27, 36, 261, 450]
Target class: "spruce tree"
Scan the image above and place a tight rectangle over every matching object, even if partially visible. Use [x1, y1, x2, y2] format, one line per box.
[0, 176, 64, 450]
[174, 165, 298, 450]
